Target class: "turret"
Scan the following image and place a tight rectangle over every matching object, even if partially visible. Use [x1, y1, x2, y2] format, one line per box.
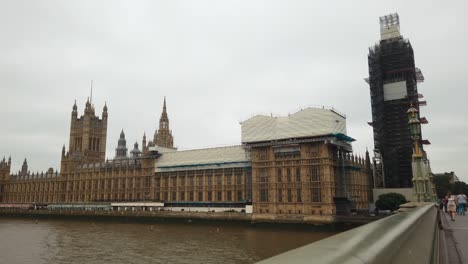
[0, 157, 11, 202]
[64, 98, 108, 168]
[130, 141, 142, 158]
[72, 100, 78, 119]
[142, 133, 147, 153]
[85, 97, 92, 114]
[115, 130, 128, 159]
[102, 102, 108, 118]
[21, 158, 28, 176]
[62, 144, 66, 158]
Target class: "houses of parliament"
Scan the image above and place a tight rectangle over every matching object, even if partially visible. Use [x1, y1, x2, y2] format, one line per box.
[0, 97, 371, 221]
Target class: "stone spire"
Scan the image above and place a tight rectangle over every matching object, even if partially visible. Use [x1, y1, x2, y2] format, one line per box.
[154, 97, 174, 148]
[115, 130, 128, 159]
[72, 100, 78, 118]
[365, 148, 374, 201]
[102, 102, 108, 118]
[142, 133, 147, 153]
[21, 158, 28, 176]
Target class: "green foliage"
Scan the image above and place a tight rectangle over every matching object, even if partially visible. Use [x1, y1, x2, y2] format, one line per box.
[375, 192, 408, 211]
[451, 181, 468, 195]
[433, 175, 451, 198]
[433, 175, 468, 198]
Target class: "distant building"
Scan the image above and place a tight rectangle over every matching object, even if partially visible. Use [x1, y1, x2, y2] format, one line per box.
[367, 13, 429, 188]
[0, 97, 370, 221]
[434, 172, 459, 184]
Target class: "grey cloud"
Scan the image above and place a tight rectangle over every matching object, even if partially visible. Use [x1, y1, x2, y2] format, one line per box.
[1, 0, 467, 181]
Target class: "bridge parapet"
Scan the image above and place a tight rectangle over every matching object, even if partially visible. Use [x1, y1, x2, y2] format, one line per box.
[258, 203, 438, 264]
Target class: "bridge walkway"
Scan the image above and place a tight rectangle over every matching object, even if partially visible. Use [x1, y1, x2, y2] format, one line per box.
[440, 209, 468, 264]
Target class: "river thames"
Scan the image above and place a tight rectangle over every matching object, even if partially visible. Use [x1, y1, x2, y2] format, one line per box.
[0, 218, 337, 264]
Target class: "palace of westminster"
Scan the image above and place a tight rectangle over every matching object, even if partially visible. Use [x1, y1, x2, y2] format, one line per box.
[0, 97, 371, 220]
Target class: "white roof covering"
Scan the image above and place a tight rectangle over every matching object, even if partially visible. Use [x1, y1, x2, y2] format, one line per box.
[111, 202, 164, 207]
[148, 145, 178, 154]
[241, 107, 347, 143]
[155, 145, 250, 169]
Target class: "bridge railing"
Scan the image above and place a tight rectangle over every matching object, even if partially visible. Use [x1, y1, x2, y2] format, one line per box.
[258, 203, 438, 264]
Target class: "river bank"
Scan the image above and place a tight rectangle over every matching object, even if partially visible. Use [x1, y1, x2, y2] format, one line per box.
[0, 209, 381, 230]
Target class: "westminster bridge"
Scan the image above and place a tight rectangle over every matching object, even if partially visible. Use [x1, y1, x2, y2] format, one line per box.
[259, 203, 464, 264]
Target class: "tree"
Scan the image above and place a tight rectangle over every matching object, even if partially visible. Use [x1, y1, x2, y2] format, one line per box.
[452, 181, 468, 195]
[375, 192, 408, 211]
[433, 174, 468, 197]
[433, 174, 451, 198]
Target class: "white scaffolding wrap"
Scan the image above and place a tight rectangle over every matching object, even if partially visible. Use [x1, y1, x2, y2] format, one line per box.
[240, 107, 347, 143]
[155, 145, 250, 170]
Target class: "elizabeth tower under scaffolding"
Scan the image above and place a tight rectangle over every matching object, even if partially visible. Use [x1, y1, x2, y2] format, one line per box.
[367, 14, 428, 188]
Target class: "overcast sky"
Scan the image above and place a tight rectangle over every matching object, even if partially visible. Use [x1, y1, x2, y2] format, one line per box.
[1, 1, 467, 181]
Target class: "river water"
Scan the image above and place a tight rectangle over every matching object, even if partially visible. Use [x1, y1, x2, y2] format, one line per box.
[0, 217, 337, 264]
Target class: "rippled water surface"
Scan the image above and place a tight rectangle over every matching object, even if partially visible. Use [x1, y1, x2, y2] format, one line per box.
[0, 218, 336, 264]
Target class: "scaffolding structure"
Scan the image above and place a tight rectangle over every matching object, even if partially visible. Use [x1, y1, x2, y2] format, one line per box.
[367, 14, 428, 188]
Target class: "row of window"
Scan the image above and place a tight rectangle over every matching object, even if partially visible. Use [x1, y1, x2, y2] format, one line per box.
[72, 136, 101, 152]
[259, 188, 321, 203]
[259, 166, 321, 183]
[155, 190, 244, 202]
[255, 144, 321, 160]
[6, 172, 251, 192]
[5, 191, 246, 203]
[67, 170, 143, 179]
[67, 177, 151, 190]
[156, 174, 246, 187]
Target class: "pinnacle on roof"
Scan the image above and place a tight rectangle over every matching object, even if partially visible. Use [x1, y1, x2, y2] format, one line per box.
[406, 102, 419, 114]
[160, 97, 169, 120]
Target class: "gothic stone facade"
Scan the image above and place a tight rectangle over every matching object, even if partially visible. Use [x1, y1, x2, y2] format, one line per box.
[0, 100, 370, 221]
[249, 141, 369, 218]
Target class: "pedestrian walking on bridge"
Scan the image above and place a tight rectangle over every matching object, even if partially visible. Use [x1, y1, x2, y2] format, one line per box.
[457, 194, 467, 215]
[447, 192, 457, 221]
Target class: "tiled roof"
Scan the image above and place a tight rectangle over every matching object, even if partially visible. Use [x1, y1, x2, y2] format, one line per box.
[240, 107, 347, 143]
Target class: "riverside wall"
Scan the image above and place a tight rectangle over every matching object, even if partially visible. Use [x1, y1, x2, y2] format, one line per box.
[0, 210, 378, 226]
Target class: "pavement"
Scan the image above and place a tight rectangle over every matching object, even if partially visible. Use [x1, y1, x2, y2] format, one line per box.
[440, 209, 468, 263]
